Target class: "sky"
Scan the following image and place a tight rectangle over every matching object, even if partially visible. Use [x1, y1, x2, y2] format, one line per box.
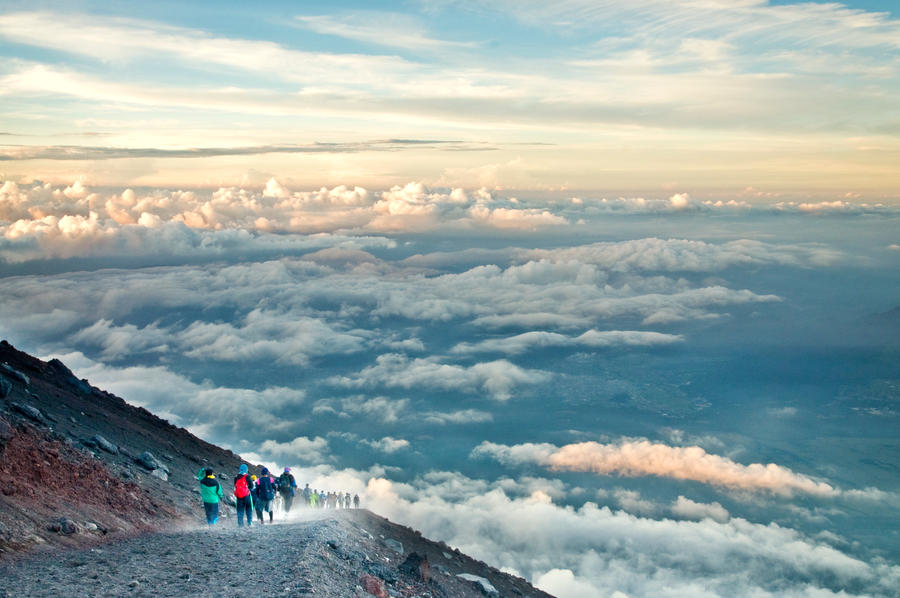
[1, 0, 900, 196]
[1, 2, 900, 598]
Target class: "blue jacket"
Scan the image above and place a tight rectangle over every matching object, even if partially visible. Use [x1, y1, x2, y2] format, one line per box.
[256, 475, 276, 501]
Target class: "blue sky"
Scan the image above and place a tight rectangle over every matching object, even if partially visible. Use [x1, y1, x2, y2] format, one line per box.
[1, 0, 899, 195]
[1, 2, 899, 597]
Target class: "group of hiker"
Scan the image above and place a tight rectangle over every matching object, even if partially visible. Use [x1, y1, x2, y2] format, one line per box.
[196, 464, 360, 526]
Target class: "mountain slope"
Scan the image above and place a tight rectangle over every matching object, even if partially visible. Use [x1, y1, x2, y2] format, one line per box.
[0, 341, 554, 597]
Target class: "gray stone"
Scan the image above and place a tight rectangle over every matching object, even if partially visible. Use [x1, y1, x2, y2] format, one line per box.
[136, 451, 167, 472]
[384, 538, 404, 554]
[457, 574, 499, 597]
[50, 517, 81, 535]
[1, 364, 29, 386]
[150, 468, 168, 481]
[10, 402, 46, 424]
[83, 522, 99, 531]
[91, 434, 119, 455]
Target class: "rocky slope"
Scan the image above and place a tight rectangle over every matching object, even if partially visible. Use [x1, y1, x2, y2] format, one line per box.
[0, 341, 554, 597]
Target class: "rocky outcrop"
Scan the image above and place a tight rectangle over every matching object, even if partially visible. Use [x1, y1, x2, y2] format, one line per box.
[136, 451, 167, 473]
[9, 402, 47, 425]
[384, 537, 404, 554]
[458, 573, 500, 597]
[84, 434, 119, 455]
[0, 364, 29, 386]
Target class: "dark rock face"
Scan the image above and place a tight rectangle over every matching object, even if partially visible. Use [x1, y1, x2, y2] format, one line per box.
[0, 377, 12, 398]
[399, 551, 430, 582]
[0, 364, 29, 386]
[9, 402, 47, 425]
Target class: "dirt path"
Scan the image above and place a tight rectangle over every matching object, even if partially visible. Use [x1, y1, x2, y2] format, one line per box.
[0, 510, 551, 598]
[1, 517, 332, 598]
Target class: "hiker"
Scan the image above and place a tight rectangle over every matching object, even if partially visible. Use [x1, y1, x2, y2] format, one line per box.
[196, 467, 223, 525]
[233, 464, 254, 527]
[250, 475, 264, 524]
[255, 467, 276, 523]
[278, 467, 297, 513]
[353, 493, 360, 508]
[345, 492, 351, 509]
[310, 489, 319, 508]
[302, 483, 311, 507]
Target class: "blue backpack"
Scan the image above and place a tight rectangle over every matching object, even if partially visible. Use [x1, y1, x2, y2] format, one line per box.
[257, 476, 275, 500]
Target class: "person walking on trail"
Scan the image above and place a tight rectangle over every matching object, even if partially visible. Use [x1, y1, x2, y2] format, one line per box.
[196, 467, 223, 526]
[233, 464, 254, 527]
[353, 493, 360, 508]
[250, 475, 264, 524]
[255, 467, 277, 523]
[278, 467, 297, 513]
[302, 483, 311, 507]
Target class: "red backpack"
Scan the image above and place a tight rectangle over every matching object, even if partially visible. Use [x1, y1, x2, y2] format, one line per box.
[234, 474, 250, 498]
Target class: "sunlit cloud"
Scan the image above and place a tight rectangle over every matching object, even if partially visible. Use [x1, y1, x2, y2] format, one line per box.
[473, 439, 840, 497]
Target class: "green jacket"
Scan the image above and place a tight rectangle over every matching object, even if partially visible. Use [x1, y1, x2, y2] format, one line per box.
[196, 468, 224, 504]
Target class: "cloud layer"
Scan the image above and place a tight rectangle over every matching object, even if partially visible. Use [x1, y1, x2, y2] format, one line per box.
[258, 464, 899, 598]
[474, 440, 839, 497]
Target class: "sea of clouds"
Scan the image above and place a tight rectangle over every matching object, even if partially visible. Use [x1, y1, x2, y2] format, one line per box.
[2, 179, 899, 597]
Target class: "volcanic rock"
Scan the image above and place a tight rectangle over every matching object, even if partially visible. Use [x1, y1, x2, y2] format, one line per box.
[9, 402, 47, 425]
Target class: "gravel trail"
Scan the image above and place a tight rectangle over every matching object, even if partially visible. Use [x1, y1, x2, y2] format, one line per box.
[0, 510, 550, 597]
[2, 517, 334, 598]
